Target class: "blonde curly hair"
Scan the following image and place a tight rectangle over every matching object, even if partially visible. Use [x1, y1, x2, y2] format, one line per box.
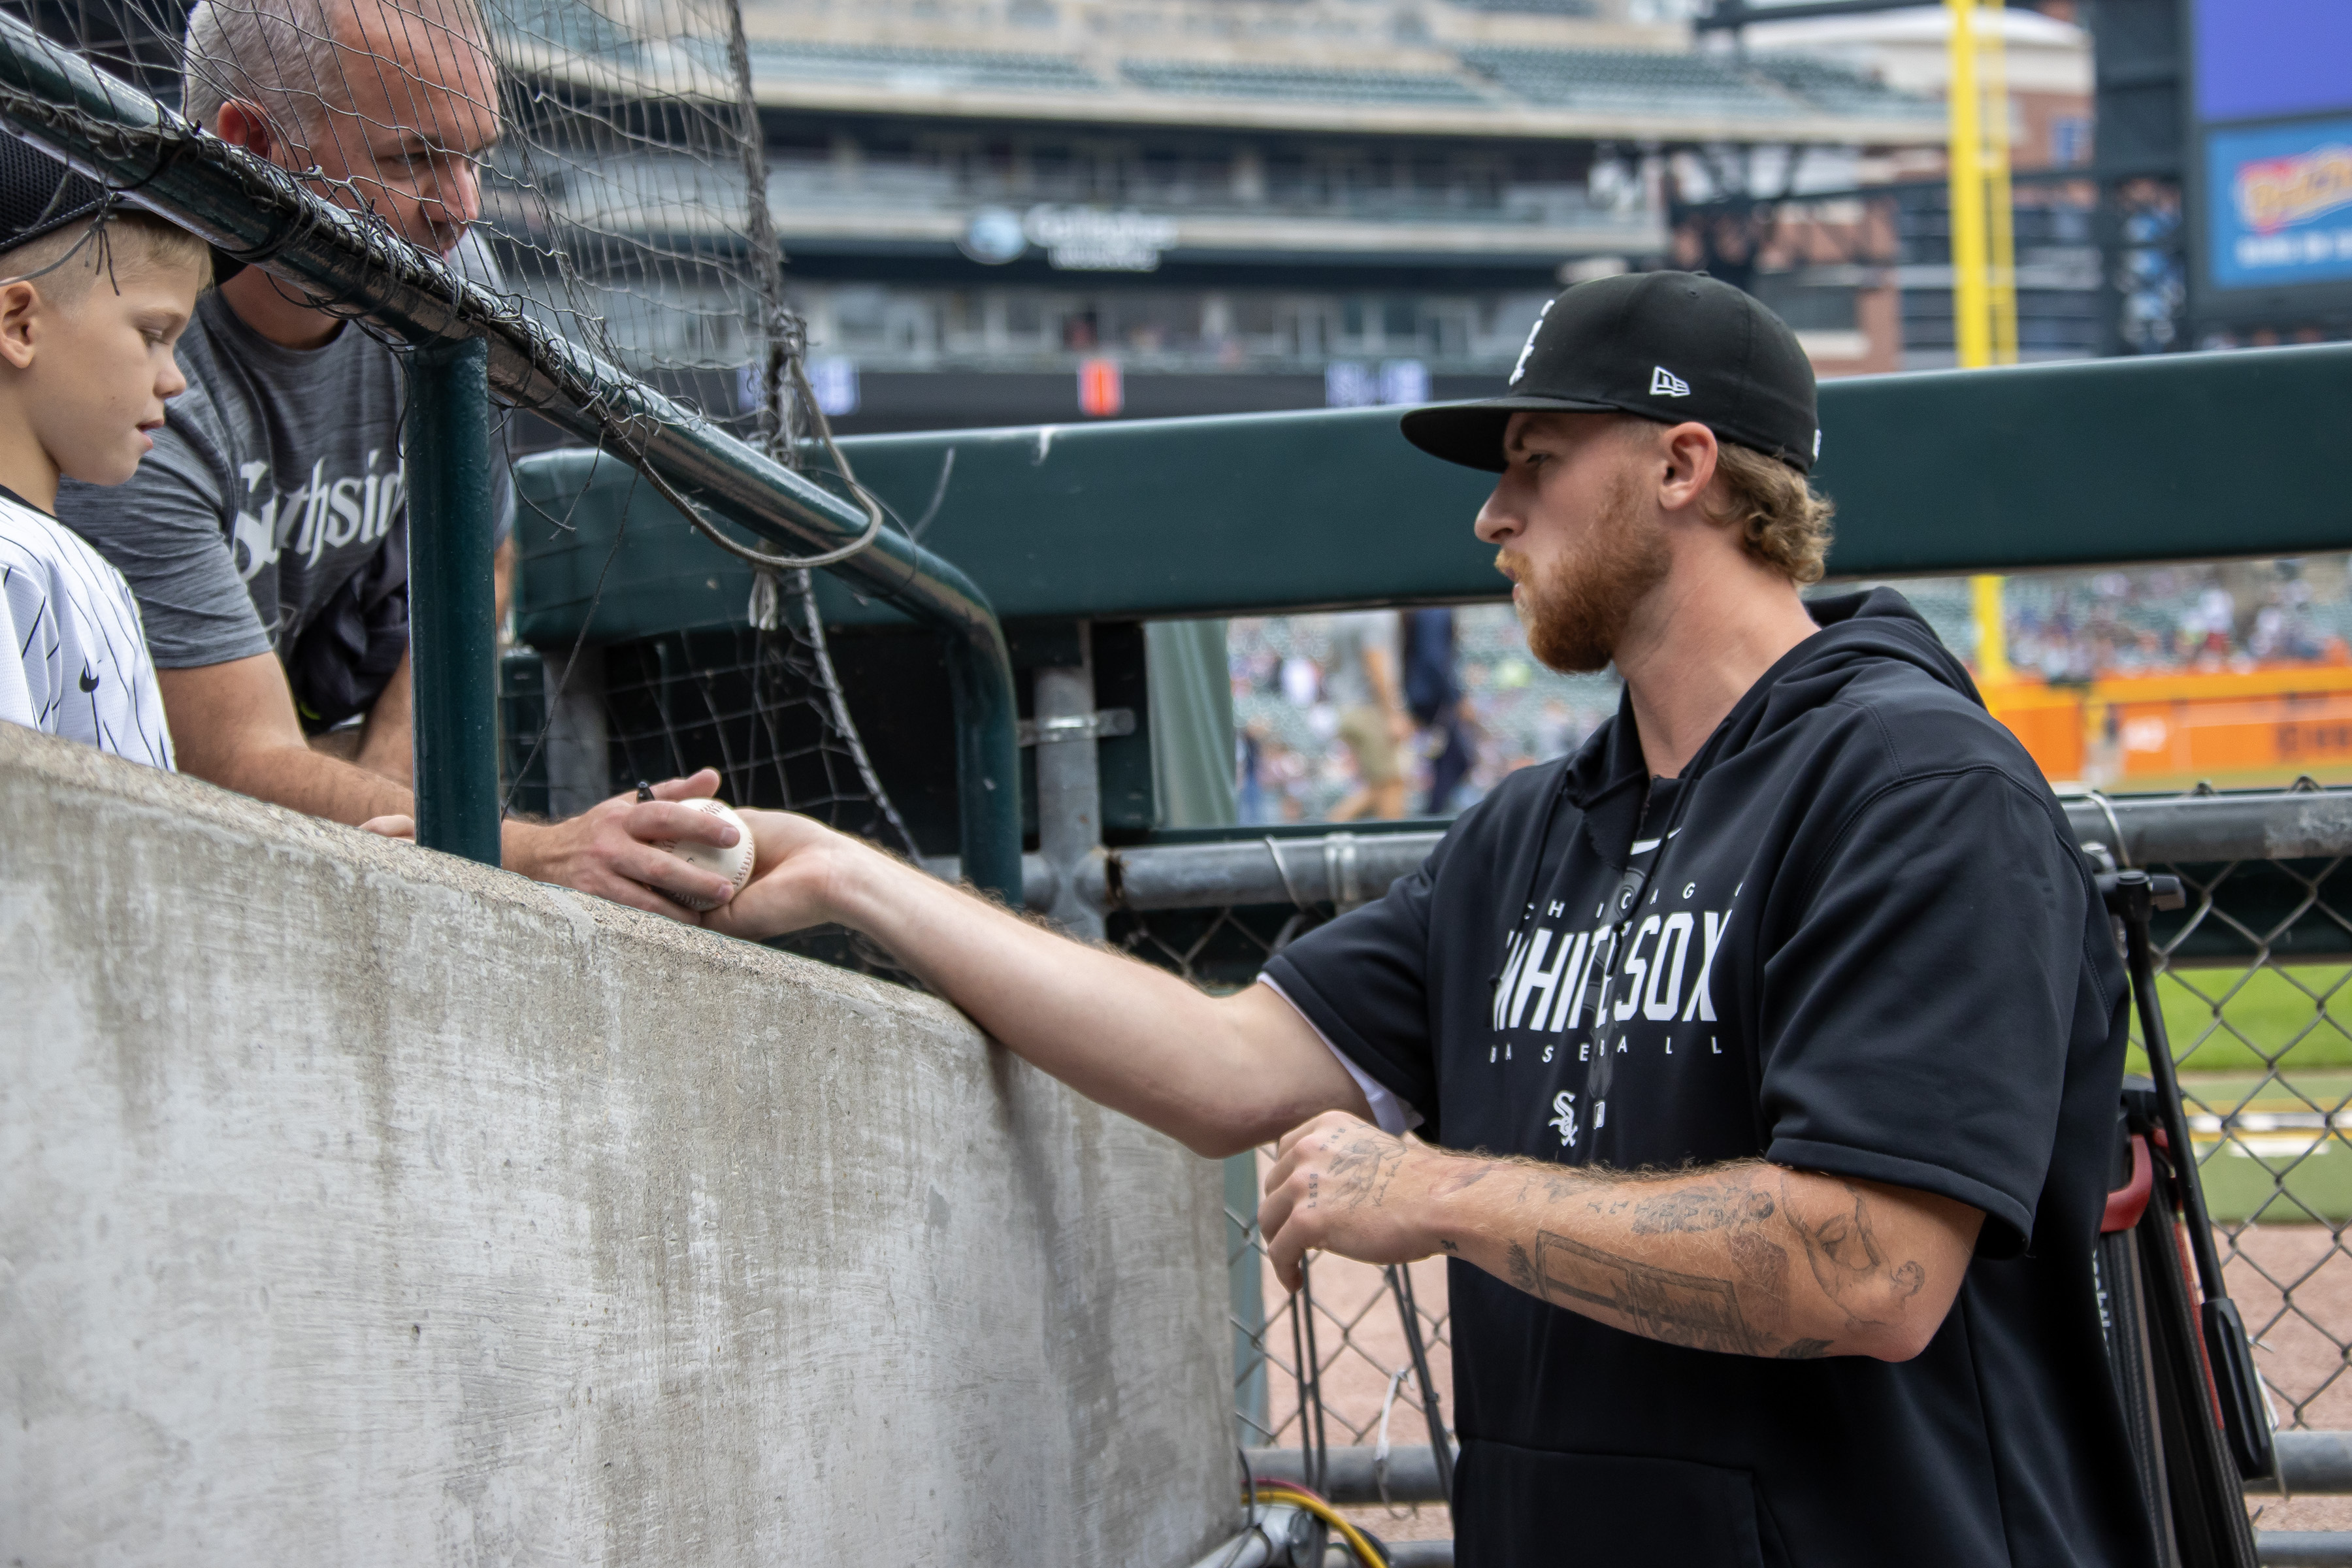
[1704, 439, 1836, 586]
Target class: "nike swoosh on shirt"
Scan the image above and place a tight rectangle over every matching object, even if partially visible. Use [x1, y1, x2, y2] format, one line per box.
[78, 667, 99, 693]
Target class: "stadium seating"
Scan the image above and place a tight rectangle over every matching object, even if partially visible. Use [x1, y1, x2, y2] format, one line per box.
[491, 0, 644, 62]
[1444, 0, 1599, 13]
[1746, 53, 1942, 120]
[745, 40, 1104, 94]
[1120, 59, 1491, 107]
[1456, 45, 1805, 119]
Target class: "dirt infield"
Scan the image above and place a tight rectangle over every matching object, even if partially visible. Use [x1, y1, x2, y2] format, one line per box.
[1268, 1228, 2352, 1542]
[2232, 1226, 2352, 1531]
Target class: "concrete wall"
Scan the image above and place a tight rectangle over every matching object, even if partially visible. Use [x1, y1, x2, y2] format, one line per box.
[0, 725, 1233, 1566]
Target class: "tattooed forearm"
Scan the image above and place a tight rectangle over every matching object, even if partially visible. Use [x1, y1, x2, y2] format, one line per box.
[1480, 1161, 1956, 1361]
[1506, 1240, 1539, 1295]
[1522, 1230, 1765, 1357]
[1782, 1178, 1928, 1329]
[1627, 1179, 1777, 1236]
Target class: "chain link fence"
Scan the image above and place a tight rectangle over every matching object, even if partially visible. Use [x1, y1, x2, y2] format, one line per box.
[1104, 787, 2352, 1558]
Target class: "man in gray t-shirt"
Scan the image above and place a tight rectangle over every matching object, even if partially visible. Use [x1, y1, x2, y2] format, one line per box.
[62, 275, 512, 732]
[52, 0, 745, 920]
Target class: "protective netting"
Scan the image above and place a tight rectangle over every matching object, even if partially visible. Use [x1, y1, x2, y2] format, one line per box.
[18, 0, 913, 860]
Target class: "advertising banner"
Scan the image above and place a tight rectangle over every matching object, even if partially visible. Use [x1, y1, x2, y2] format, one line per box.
[2187, 0, 2352, 323]
[2204, 118, 2352, 293]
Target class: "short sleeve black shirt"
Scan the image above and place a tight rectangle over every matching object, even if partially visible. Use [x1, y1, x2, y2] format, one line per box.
[1262, 591, 2148, 1568]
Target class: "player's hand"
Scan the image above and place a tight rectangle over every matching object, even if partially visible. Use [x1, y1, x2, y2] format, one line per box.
[1259, 1111, 1463, 1292]
[504, 768, 738, 921]
[359, 813, 416, 840]
[698, 808, 855, 941]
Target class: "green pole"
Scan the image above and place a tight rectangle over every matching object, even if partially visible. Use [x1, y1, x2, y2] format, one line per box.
[407, 335, 502, 866]
[943, 621, 1022, 904]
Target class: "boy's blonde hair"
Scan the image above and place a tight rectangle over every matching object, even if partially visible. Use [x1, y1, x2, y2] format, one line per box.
[0, 211, 213, 303]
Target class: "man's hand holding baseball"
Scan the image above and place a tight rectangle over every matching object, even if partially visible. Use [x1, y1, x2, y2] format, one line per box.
[505, 768, 743, 919]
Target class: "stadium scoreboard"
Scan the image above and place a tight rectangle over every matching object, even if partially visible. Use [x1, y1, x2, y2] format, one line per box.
[2187, 0, 2352, 328]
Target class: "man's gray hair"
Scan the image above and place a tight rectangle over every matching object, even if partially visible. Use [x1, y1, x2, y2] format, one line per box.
[182, 0, 346, 139]
[182, 0, 491, 142]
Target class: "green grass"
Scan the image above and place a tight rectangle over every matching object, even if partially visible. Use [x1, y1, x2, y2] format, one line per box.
[2128, 965, 2352, 1077]
[2127, 968, 2352, 1223]
[2174, 1071, 2352, 1226]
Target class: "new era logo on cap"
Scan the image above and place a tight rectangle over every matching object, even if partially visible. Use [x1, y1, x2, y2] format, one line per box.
[1649, 365, 1691, 397]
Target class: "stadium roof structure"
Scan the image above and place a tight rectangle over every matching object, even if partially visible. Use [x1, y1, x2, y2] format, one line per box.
[497, 0, 1946, 148]
[725, 39, 1944, 142]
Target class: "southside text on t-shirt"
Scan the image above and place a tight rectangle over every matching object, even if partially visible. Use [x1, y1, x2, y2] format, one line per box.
[55, 282, 512, 676]
[1262, 589, 2148, 1568]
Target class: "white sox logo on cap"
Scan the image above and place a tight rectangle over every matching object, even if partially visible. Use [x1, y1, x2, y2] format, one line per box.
[1510, 299, 1554, 386]
[1649, 365, 1691, 397]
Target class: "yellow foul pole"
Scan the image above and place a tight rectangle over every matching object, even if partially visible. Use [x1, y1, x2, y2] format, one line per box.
[1948, 0, 2014, 686]
[1984, 0, 2018, 364]
[1945, 0, 1990, 370]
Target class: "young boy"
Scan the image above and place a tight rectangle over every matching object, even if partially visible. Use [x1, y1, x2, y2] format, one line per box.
[0, 141, 208, 769]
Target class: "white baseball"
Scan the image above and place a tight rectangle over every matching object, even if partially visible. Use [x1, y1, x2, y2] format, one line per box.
[655, 799, 755, 911]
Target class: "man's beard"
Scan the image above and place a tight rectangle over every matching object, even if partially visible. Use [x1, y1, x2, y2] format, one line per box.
[1505, 471, 1673, 674]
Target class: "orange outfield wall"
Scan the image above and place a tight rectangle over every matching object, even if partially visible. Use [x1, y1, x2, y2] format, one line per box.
[1980, 665, 2352, 787]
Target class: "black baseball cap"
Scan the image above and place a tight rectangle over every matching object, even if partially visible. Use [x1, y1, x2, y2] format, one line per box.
[1399, 270, 1821, 475]
[0, 139, 108, 255]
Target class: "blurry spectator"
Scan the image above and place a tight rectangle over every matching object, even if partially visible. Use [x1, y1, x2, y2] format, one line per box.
[1267, 736, 1310, 821]
[1237, 721, 1269, 825]
[1402, 607, 1475, 815]
[1324, 610, 1410, 821]
[1280, 651, 1320, 707]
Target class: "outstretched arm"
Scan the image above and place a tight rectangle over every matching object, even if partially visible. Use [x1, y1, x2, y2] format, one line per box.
[1257, 1112, 1982, 1362]
[703, 809, 1373, 1156]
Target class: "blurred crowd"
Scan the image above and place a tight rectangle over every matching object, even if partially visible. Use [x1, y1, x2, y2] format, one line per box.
[2003, 561, 2349, 684]
[1229, 606, 1618, 824]
[1231, 559, 2352, 825]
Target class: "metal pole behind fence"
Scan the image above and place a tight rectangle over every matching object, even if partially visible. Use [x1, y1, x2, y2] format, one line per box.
[408, 336, 501, 866]
[1034, 626, 1104, 941]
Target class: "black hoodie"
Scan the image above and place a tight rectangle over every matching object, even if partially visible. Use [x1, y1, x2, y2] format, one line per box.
[1264, 589, 2148, 1568]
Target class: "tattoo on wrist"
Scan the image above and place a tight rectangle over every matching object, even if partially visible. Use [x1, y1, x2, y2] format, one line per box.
[1506, 1240, 1539, 1295]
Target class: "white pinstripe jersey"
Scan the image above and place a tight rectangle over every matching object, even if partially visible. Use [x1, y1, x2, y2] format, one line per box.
[0, 486, 174, 769]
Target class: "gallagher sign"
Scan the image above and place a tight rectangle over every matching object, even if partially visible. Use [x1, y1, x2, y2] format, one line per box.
[1024, 207, 1180, 272]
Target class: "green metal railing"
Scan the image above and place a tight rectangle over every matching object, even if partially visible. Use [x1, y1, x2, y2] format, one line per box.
[0, 13, 1022, 899]
[494, 342, 2352, 644]
[408, 338, 503, 865]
